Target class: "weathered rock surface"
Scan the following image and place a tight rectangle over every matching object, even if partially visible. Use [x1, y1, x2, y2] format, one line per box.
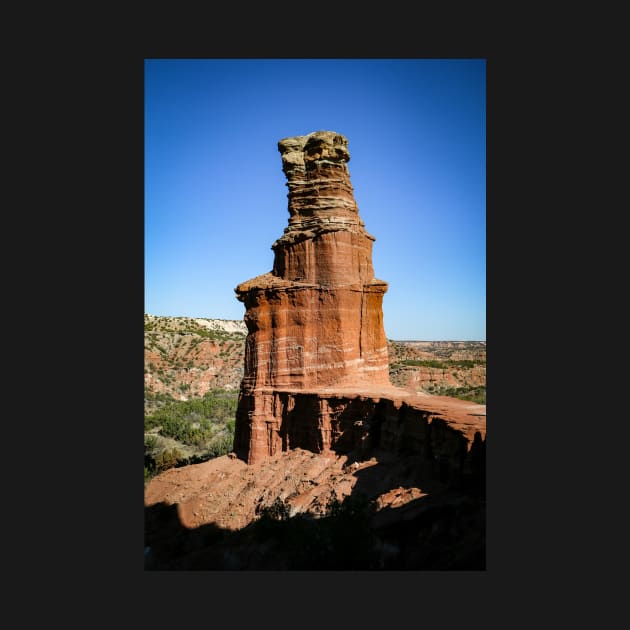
[143, 314, 246, 411]
[234, 131, 393, 462]
[233, 386, 485, 475]
[235, 131, 389, 395]
[144, 445, 485, 569]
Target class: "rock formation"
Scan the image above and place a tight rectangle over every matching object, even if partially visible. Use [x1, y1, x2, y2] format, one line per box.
[235, 131, 389, 392]
[233, 131, 485, 479]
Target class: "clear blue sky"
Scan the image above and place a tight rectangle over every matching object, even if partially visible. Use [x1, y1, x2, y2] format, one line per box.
[145, 59, 485, 341]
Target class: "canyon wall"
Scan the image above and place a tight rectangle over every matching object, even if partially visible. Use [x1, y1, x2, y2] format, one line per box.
[233, 389, 485, 484]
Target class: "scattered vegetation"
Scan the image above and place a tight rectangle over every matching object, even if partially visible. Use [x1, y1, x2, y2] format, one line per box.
[144, 388, 238, 483]
[427, 384, 486, 405]
[144, 389, 176, 404]
[144, 314, 246, 343]
[387, 340, 486, 396]
[392, 358, 485, 370]
[442, 385, 486, 404]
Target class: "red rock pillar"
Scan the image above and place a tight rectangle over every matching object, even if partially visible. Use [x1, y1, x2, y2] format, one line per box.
[234, 131, 390, 463]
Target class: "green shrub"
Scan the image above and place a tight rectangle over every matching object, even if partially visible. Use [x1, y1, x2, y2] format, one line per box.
[155, 447, 183, 472]
[144, 434, 159, 450]
[208, 433, 233, 457]
[438, 385, 486, 405]
[260, 497, 290, 522]
[144, 466, 154, 483]
[144, 389, 238, 455]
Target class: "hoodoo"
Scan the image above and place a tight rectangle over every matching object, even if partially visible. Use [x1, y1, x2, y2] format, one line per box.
[235, 131, 389, 392]
[233, 131, 485, 473]
[234, 131, 390, 462]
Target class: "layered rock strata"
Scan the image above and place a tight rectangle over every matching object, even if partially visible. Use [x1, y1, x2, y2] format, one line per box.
[234, 131, 485, 469]
[235, 131, 391, 463]
[233, 387, 485, 483]
[236, 131, 389, 395]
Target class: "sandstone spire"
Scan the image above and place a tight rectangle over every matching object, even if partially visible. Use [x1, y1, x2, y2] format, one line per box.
[233, 131, 391, 463]
[235, 131, 390, 393]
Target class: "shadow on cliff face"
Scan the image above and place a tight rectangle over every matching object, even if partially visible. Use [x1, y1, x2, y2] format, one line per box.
[145, 448, 485, 570]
